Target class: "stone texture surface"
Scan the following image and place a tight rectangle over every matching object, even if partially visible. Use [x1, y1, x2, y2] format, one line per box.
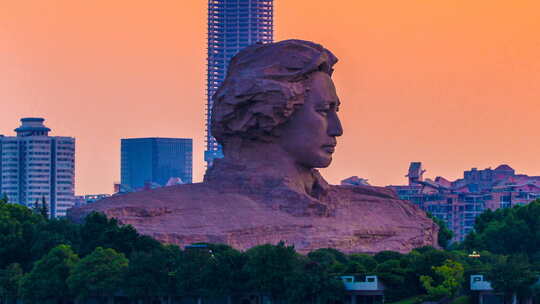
[69, 40, 439, 254]
[68, 178, 438, 254]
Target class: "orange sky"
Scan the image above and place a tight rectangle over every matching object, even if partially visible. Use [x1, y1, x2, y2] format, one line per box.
[1, 0, 540, 195]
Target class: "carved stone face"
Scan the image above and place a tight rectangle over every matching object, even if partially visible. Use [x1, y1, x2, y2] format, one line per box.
[276, 72, 343, 169]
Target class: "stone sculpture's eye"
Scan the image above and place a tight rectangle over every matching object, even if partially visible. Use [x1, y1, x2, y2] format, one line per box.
[317, 109, 329, 117]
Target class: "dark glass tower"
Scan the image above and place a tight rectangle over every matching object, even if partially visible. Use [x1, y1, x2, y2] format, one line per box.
[205, 0, 273, 167]
[121, 138, 193, 190]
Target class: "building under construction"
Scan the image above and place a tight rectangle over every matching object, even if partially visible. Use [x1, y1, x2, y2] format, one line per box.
[205, 0, 273, 167]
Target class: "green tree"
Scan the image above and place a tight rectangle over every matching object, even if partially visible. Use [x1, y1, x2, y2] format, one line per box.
[67, 247, 128, 303]
[200, 244, 249, 297]
[464, 200, 540, 257]
[19, 244, 79, 304]
[244, 242, 301, 301]
[346, 253, 377, 274]
[0, 202, 45, 270]
[0, 263, 23, 304]
[486, 254, 537, 304]
[450, 249, 500, 296]
[403, 247, 455, 297]
[285, 257, 345, 304]
[32, 199, 40, 214]
[174, 245, 213, 300]
[373, 250, 404, 263]
[79, 212, 161, 257]
[308, 248, 348, 274]
[407, 247, 454, 278]
[375, 259, 410, 302]
[30, 217, 81, 263]
[420, 259, 464, 301]
[123, 245, 182, 303]
[173, 243, 246, 302]
[427, 213, 454, 249]
[40, 196, 49, 219]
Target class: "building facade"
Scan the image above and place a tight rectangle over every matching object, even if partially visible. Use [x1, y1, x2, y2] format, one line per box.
[388, 162, 540, 241]
[0, 118, 75, 217]
[121, 138, 192, 190]
[205, 0, 274, 167]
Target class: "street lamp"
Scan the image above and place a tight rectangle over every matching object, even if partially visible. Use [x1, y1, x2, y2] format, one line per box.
[468, 251, 481, 258]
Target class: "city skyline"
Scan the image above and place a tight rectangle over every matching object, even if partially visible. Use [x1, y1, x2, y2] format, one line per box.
[2, 1, 540, 194]
[389, 162, 540, 241]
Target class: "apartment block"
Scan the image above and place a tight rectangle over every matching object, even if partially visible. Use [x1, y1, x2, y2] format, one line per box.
[388, 162, 540, 241]
[0, 118, 75, 217]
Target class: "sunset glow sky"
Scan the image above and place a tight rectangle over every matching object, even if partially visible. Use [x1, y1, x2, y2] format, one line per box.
[1, 1, 540, 195]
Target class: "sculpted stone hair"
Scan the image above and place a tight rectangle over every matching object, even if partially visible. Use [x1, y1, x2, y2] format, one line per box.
[211, 39, 338, 146]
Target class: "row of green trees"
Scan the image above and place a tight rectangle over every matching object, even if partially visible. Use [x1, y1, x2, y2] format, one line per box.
[463, 199, 540, 259]
[1, 197, 540, 304]
[0, 197, 343, 304]
[458, 200, 540, 303]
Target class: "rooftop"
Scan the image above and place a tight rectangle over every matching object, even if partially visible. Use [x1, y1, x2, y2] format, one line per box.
[14, 117, 51, 136]
[495, 164, 514, 171]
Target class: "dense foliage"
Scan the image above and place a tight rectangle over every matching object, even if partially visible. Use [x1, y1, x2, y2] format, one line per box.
[0, 196, 539, 303]
[486, 254, 538, 303]
[463, 199, 540, 258]
[20, 244, 79, 303]
[427, 212, 454, 249]
[420, 259, 464, 300]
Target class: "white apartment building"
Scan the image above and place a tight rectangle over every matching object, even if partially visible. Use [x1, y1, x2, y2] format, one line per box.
[0, 118, 75, 217]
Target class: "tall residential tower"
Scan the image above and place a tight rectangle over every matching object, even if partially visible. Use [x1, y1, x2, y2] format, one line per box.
[0, 118, 75, 217]
[205, 0, 273, 167]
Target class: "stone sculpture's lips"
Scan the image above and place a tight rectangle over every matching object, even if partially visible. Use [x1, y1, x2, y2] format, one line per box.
[321, 144, 336, 154]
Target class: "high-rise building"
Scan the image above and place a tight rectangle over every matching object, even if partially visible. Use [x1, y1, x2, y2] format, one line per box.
[0, 118, 75, 217]
[205, 0, 274, 167]
[121, 138, 192, 190]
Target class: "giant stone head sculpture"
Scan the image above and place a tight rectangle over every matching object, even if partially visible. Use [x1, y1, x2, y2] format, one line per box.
[211, 39, 343, 169]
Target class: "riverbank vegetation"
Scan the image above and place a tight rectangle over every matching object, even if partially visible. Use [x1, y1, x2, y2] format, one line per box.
[1, 197, 540, 304]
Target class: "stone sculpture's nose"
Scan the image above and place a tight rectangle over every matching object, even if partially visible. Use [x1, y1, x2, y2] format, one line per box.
[328, 112, 343, 137]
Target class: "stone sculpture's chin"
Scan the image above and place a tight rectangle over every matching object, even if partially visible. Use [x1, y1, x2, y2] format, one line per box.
[302, 154, 333, 169]
[312, 159, 332, 169]
[321, 155, 333, 168]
